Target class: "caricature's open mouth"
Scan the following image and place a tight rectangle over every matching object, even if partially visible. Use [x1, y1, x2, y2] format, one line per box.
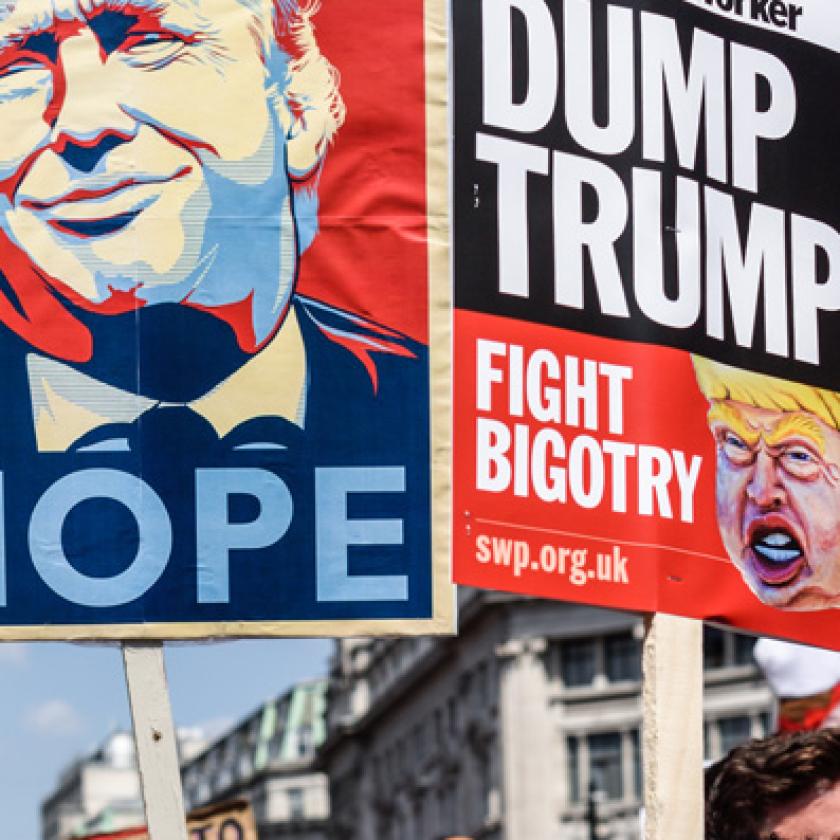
[748, 524, 806, 586]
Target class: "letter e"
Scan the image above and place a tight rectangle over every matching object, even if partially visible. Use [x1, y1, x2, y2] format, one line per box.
[315, 467, 408, 602]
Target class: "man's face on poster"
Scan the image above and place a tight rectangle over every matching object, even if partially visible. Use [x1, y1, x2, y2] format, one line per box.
[710, 400, 840, 611]
[0, 0, 304, 348]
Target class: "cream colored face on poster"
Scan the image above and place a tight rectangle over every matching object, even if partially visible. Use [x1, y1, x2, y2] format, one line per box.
[0, 0, 327, 345]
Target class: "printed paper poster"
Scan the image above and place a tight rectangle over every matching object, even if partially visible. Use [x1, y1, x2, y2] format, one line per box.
[453, 0, 840, 648]
[0, 0, 451, 639]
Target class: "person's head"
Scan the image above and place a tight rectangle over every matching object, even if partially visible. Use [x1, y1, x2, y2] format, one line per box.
[0, 0, 344, 364]
[694, 357, 840, 611]
[706, 729, 840, 840]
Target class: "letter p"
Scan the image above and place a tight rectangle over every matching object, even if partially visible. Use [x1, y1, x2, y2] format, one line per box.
[196, 469, 293, 603]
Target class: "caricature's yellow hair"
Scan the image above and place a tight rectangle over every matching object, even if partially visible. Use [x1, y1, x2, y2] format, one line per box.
[692, 356, 840, 431]
[707, 401, 761, 446]
[766, 412, 827, 451]
[707, 401, 826, 454]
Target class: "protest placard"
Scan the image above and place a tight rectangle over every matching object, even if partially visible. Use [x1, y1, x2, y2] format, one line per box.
[0, 0, 451, 639]
[453, 0, 840, 649]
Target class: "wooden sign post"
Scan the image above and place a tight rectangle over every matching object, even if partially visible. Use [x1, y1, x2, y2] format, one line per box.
[123, 643, 189, 840]
[642, 614, 704, 840]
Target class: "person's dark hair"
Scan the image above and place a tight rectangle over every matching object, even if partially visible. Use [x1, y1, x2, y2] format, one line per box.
[706, 728, 840, 840]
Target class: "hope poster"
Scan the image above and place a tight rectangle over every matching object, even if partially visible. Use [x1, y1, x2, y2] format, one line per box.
[0, 0, 451, 639]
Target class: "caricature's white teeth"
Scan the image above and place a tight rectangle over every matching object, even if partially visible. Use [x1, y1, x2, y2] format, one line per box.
[754, 545, 801, 564]
[752, 530, 801, 565]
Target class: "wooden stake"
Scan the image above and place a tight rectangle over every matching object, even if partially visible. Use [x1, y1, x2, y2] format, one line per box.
[122, 642, 188, 840]
[642, 613, 704, 840]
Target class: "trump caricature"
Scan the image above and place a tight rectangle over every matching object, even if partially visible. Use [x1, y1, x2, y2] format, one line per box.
[694, 357, 840, 612]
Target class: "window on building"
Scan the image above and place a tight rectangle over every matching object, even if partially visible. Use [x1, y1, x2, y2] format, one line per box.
[477, 661, 489, 705]
[566, 737, 580, 804]
[297, 724, 313, 757]
[561, 638, 597, 687]
[704, 628, 758, 670]
[478, 745, 493, 821]
[759, 711, 772, 738]
[588, 732, 624, 800]
[434, 709, 443, 747]
[733, 633, 756, 666]
[382, 749, 394, 788]
[605, 632, 641, 682]
[197, 780, 211, 803]
[287, 787, 304, 821]
[703, 626, 726, 669]
[216, 767, 232, 792]
[448, 696, 459, 736]
[718, 716, 752, 754]
[631, 729, 642, 798]
[268, 731, 283, 762]
[413, 723, 425, 762]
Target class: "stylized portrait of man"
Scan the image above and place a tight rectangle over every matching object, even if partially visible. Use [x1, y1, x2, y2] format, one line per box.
[0, 0, 426, 450]
[693, 357, 840, 612]
[0, 0, 433, 627]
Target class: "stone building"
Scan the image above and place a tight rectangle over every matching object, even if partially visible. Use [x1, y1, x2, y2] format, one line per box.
[319, 589, 772, 840]
[41, 594, 772, 840]
[41, 728, 206, 840]
[181, 679, 330, 840]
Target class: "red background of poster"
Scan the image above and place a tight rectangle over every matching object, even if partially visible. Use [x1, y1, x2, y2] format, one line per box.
[453, 309, 840, 650]
[296, 0, 429, 344]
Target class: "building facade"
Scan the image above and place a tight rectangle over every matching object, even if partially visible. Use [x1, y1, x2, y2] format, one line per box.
[41, 731, 141, 840]
[41, 729, 207, 840]
[181, 680, 330, 840]
[319, 589, 773, 840]
[41, 596, 772, 840]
